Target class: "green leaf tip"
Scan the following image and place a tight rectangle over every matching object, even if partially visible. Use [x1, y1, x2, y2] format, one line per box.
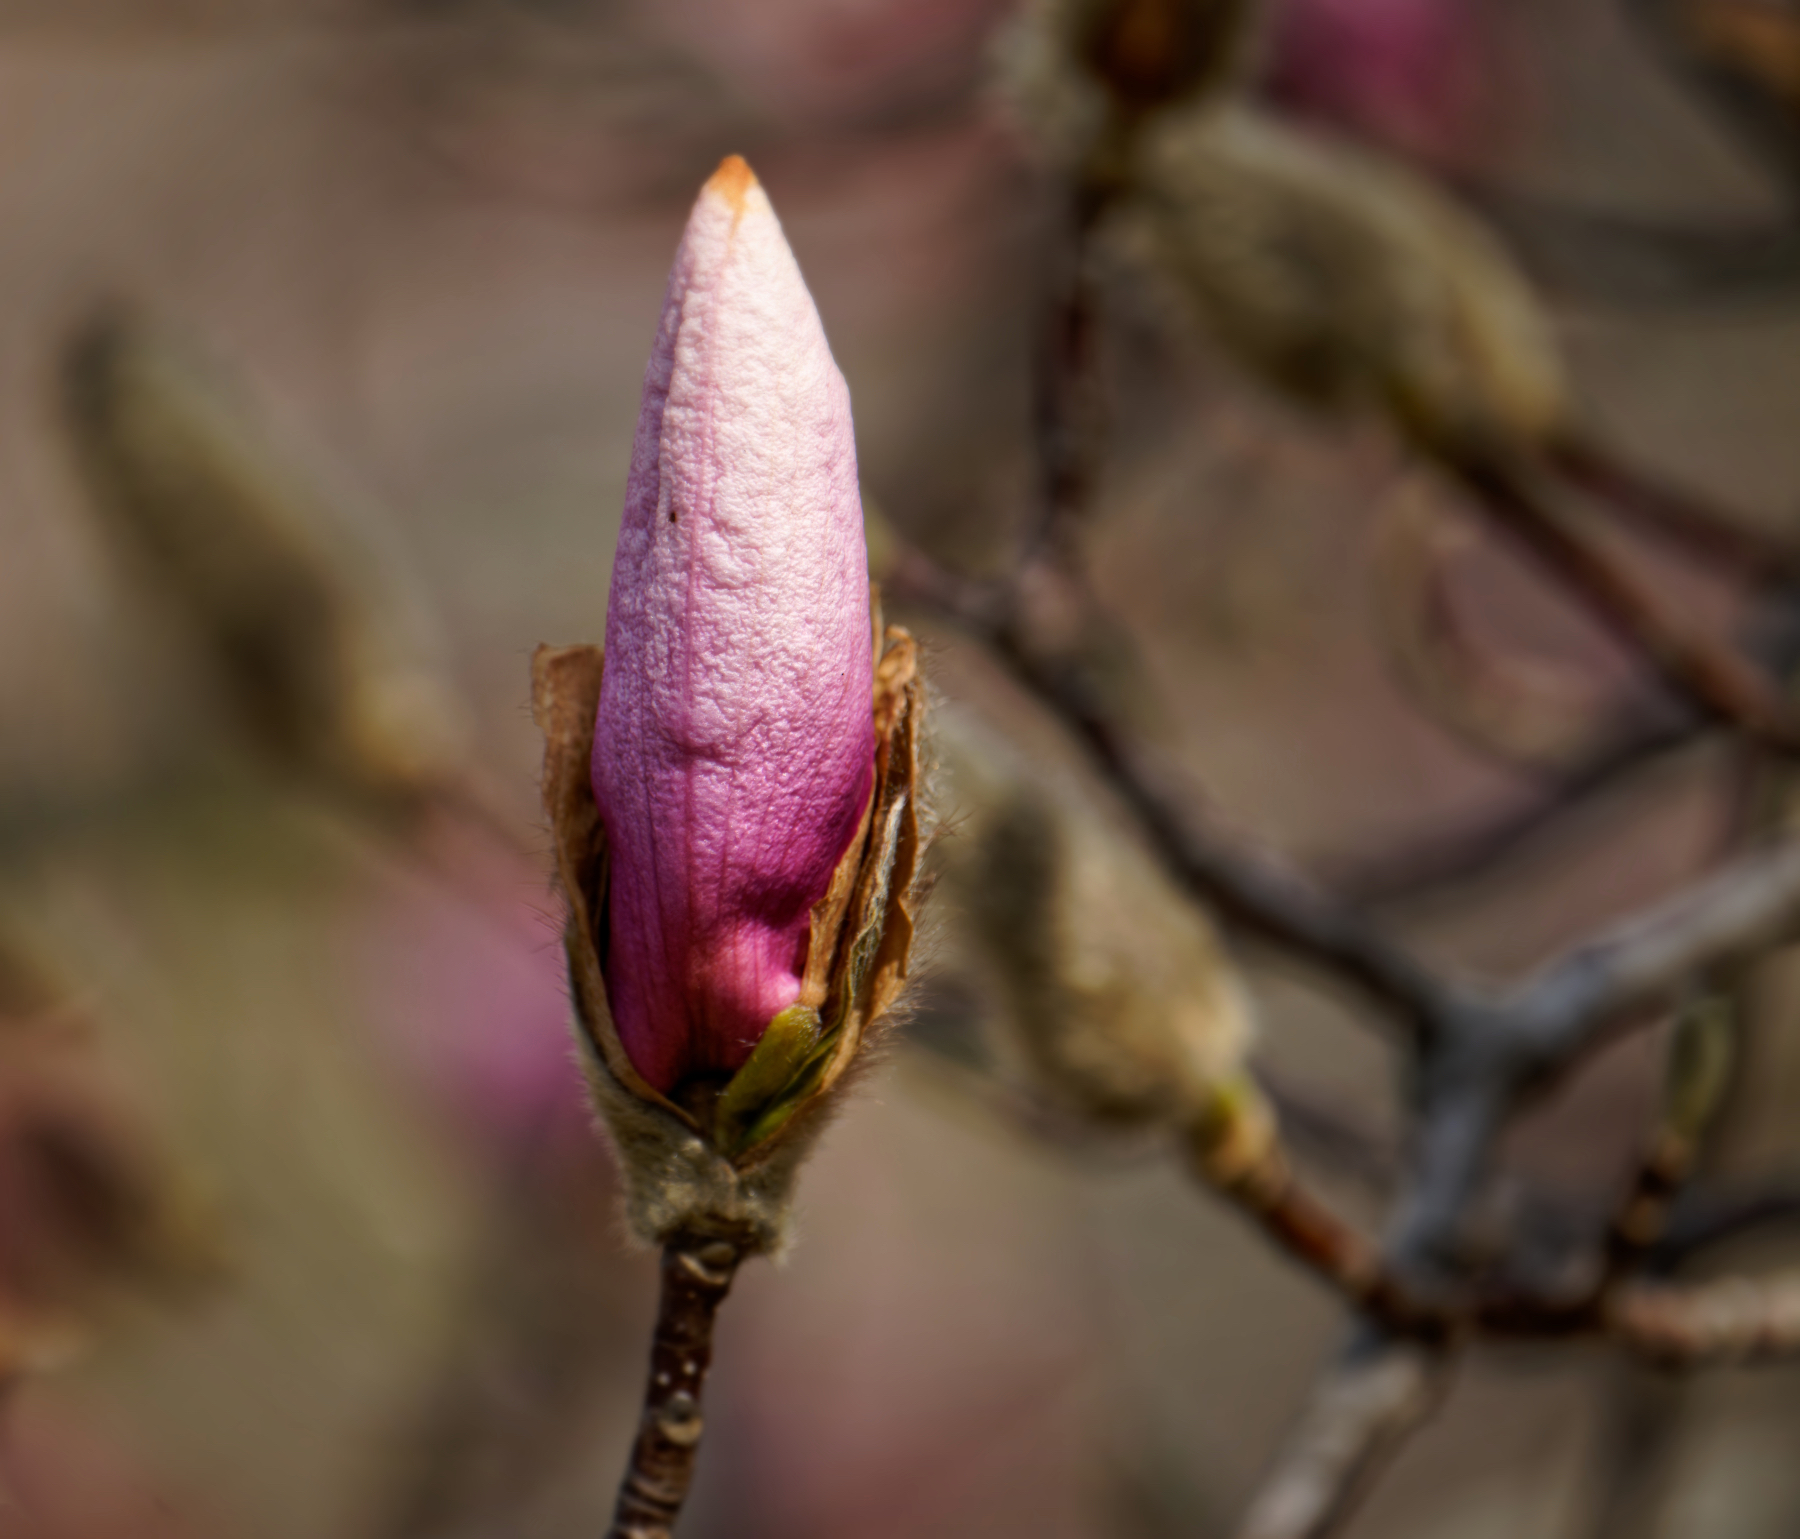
[712, 1003, 838, 1159]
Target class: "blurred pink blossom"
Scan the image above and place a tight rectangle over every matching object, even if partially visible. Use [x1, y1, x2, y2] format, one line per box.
[350, 860, 588, 1157]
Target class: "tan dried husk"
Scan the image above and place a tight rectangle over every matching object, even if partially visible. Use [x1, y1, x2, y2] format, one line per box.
[532, 605, 926, 1254]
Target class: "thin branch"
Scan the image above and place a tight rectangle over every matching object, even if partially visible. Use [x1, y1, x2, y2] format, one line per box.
[1466, 186, 1800, 306]
[895, 545, 1800, 1072]
[1373, 484, 1627, 770]
[1189, 1084, 1448, 1341]
[1335, 594, 1800, 908]
[1330, 711, 1706, 906]
[1553, 436, 1800, 586]
[1025, 178, 1110, 569]
[1653, 1180, 1800, 1267]
[1258, 1069, 1400, 1195]
[607, 1234, 742, 1539]
[1232, 1342, 1448, 1539]
[1610, 1273, 1800, 1364]
[1455, 459, 1800, 756]
[888, 551, 1454, 1037]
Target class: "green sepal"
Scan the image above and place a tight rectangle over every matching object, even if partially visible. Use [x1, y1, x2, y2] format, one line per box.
[1663, 993, 1735, 1144]
[713, 1003, 839, 1159]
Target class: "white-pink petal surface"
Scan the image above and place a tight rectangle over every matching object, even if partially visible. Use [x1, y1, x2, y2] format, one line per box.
[592, 157, 874, 1095]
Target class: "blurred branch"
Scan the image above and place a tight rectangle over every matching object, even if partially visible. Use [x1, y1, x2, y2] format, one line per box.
[1604, 994, 1735, 1285]
[1469, 0, 1800, 305]
[1631, 0, 1800, 196]
[1258, 1070, 1399, 1194]
[1654, 1178, 1800, 1265]
[895, 543, 1800, 1072]
[1473, 195, 1800, 306]
[1611, 1273, 1800, 1363]
[1329, 711, 1705, 906]
[1230, 1342, 1447, 1539]
[894, 551, 1453, 1036]
[908, 31, 1800, 1524]
[1189, 1082, 1440, 1339]
[1453, 456, 1800, 756]
[1372, 483, 1631, 770]
[1552, 436, 1800, 585]
[1333, 595, 1800, 907]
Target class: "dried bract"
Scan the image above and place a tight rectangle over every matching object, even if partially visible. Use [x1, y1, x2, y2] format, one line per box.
[535, 628, 923, 1254]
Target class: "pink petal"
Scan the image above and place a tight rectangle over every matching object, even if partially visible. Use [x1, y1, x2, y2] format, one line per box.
[593, 157, 875, 1095]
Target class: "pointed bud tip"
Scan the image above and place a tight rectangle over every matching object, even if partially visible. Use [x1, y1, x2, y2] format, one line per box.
[705, 155, 760, 216]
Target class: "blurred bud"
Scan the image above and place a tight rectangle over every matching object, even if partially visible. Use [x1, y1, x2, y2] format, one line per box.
[1685, 0, 1800, 120]
[1133, 106, 1569, 460]
[998, 0, 1253, 179]
[535, 158, 927, 1254]
[1074, 0, 1255, 115]
[931, 703, 1251, 1130]
[1659, 992, 1735, 1154]
[0, 955, 219, 1377]
[61, 310, 470, 814]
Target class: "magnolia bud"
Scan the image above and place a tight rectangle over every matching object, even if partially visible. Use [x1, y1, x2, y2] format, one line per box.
[534, 158, 925, 1254]
[999, 0, 1255, 171]
[0, 950, 219, 1377]
[1134, 105, 1569, 459]
[931, 703, 1251, 1131]
[61, 309, 469, 811]
[1074, 0, 1255, 115]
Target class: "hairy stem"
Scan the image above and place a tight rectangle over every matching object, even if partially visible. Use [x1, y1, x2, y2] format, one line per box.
[607, 1234, 742, 1539]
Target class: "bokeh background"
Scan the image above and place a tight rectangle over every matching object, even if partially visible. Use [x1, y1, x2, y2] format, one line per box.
[2, 1, 1799, 1535]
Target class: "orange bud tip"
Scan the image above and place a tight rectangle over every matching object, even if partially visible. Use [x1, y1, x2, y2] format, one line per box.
[706, 155, 758, 214]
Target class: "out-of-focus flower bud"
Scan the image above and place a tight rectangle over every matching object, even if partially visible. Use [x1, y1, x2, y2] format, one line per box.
[998, 0, 1254, 172]
[0, 946, 219, 1378]
[1074, 0, 1255, 115]
[61, 310, 469, 814]
[931, 702, 1251, 1131]
[1133, 106, 1569, 461]
[535, 157, 926, 1255]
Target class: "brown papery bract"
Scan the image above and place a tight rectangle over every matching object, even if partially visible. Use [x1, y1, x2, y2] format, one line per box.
[532, 599, 927, 1257]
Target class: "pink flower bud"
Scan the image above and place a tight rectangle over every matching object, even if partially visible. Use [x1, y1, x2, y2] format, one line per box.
[592, 156, 876, 1097]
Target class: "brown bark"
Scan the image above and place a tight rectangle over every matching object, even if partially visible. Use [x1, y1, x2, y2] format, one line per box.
[606, 1235, 742, 1539]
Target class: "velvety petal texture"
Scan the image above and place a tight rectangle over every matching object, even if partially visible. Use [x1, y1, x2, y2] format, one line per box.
[593, 156, 875, 1096]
